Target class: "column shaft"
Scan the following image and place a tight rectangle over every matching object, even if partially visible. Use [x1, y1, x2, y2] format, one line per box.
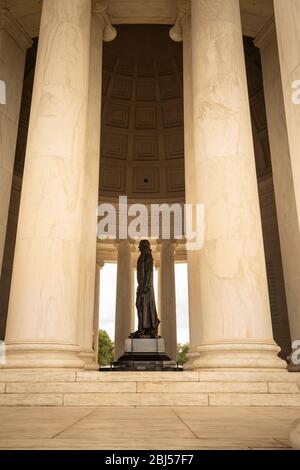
[92, 262, 103, 368]
[272, 2, 300, 360]
[255, 21, 300, 368]
[182, 14, 201, 368]
[131, 264, 136, 332]
[273, 0, 300, 226]
[114, 240, 133, 360]
[78, 13, 104, 369]
[190, 0, 284, 369]
[0, 9, 31, 273]
[159, 241, 177, 361]
[4, 0, 92, 368]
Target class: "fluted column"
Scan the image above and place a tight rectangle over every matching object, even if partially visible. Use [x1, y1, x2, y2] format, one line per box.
[273, 0, 300, 227]
[0, 9, 32, 274]
[155, 260, 161, 337]
[91, 260, 104, 369]
[114, 240, 133, 360]
[272, 1, 300, 367]
[4, 0, 92, 368]
[181, 13, 201, 368]
[255, 21, 300, 369]
[159, 241, 177, 361]
[188, 0, 284, 369]
[78, 5, 116, 369]
[131, 261, 136, 332]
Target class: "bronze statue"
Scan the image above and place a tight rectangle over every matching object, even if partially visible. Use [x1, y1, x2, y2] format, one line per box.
[130, 240, 160, 338]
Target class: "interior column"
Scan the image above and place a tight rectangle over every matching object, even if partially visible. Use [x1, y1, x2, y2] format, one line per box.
[255, 20, 300, 370]
[159, 240, 177, 361]
[114, 240, 133, 360]
[181, 13, 202, 368]
[3, 0, 92, 368]
[190, 0, 284, 369]
[131, 260, 136, 332]
[0, 9, 32, 274]
[91, 260, 104, 369]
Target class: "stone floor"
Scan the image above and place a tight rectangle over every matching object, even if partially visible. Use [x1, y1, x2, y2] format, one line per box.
[0, 406, 299, 450]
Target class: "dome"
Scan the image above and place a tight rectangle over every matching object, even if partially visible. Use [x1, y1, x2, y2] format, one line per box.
[100, 25, 185, 202]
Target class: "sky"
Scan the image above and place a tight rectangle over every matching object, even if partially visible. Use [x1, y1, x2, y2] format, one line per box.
[99, 263, 190, 344]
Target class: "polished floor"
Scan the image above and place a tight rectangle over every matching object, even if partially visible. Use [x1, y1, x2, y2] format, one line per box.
[0, 406, 299, 450]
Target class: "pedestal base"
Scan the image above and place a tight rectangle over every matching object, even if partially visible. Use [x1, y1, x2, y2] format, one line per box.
[112, 338, 177, 371]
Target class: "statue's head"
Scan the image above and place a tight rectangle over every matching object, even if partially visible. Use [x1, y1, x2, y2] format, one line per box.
[139, 239, 151, 252]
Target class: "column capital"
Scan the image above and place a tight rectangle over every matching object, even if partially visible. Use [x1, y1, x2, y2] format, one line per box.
[92, 0, 117, 42]
[0, 8, 32, 51]
[169, 0, 191, 43]
[115, 238, 136, 246]
[254, 16, 276, 50]
[96, 260, 105, 270]
[157, 239, 179, 255]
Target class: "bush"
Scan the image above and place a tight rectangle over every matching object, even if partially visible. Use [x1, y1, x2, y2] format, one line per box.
[98, 330, 114, 367]
[177, 343, 190, 365]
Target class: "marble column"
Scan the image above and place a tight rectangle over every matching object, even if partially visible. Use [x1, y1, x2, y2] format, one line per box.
[181, 13, 201, 368]
[0, 9, 32, 274]
[188, 0, 284, 369]
[131, 261, 136, 332]
[155, 260, 162, 337]
[255, 20, 300, 369]
[3, 0, 92, 369]
[77, 6, 116, 369]
[114, 240, 133, 360]
[159, 241, 177, 361]
[273, 0, 300, 227]
[91, 260, 104, 368]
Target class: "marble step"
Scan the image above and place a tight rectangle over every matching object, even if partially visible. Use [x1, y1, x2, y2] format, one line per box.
[0, 370, 300, 407]
[0, 368, 300, 383]
[0, 369, 299, 383]
[4, 380, 300, 394]
[1, 392, 300, 407]
[76, 370, 300, 383]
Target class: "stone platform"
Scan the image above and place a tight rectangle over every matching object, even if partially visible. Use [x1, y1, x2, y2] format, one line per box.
[114, 338, 173, 370]
[0, 369, 299, 407]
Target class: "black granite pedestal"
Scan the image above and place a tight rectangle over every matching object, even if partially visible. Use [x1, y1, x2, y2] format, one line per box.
[111, 338, 180, 371]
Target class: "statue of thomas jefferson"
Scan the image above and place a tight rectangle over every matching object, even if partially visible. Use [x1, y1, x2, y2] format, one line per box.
[130, 240, 160, 338]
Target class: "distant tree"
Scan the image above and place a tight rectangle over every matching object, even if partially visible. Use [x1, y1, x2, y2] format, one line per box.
[177, 343, 190, 365]
[98, 330, 114, 367]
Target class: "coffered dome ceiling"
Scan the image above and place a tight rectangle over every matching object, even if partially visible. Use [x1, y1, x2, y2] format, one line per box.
[99, 25, 185, 202]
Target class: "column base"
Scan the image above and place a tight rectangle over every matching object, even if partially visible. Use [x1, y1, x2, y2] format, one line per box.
[183, 350, 200, 370]
[79, 350, 99, 370]
[1, 343, 85, 369]
[191, 342, 287, 370]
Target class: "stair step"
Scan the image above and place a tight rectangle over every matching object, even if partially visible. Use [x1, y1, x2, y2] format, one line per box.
[1, 391, 300, 407]
[0, 370, 299, 407]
